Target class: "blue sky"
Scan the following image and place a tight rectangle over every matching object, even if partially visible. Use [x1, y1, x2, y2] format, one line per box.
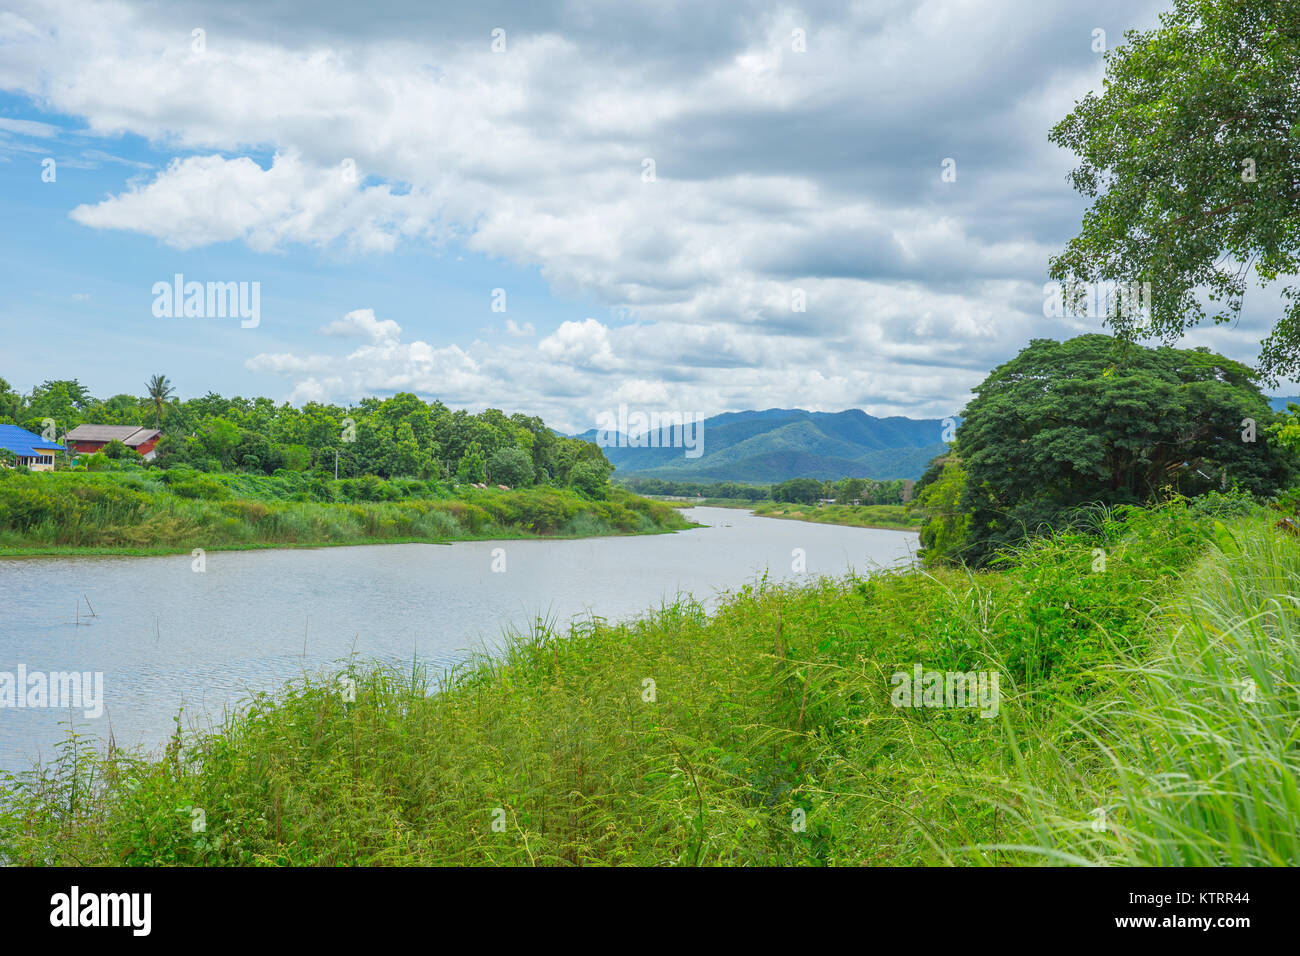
[1, 0, 1293, 432]
[0, 91, 586, 410]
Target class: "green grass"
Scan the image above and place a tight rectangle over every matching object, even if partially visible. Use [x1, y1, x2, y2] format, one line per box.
[654, 497, 921, 531]
[0, 470, 691, 555]
[6, 498, 1284, 865]
[748, 501, 922, 531]
[978, 513, 1300, 865]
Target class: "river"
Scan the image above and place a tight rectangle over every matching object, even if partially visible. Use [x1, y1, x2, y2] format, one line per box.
[0, 507, 916, 774]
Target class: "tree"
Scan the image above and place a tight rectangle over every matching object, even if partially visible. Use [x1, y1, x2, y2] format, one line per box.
[146, 375, 175, 428]
[1049, 0, 1300, 381]
[380, 421, 430, 478]
[0, 378, 22, 422]
[101, 439, 140, 461]
[836, 477, 867, 503]
[281, 444, 312, 472]
[456, 442, 487, 484]
[916, 457, 970, 565]
[569, 459, 612, 498]
[953, 335, 1295, 564]
[772, 477, 823, 504]
[487, 446, 534, 488]
[197, 417, 241, 470]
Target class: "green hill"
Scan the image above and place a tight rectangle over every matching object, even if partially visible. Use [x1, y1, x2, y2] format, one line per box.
[576, 408, 951, 482]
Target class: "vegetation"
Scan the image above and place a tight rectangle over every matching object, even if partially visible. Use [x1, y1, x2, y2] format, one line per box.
[0, 377, 613, 492]
[0, 376, 696, 551]
[914, 335, 1295, 566]
[617, 477, 772, 501]
[8, 496, 1290, 865]
[5, 0, 1300, 871]
[746, 501, 920, 532]
[600, 408, 945, 484]
[0, 469, 689, 555]
[1049, 0, 1300, 380]
[621, 476, 916, 507]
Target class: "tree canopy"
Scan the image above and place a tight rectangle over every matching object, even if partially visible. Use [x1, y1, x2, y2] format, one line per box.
[1049, 0, 1300, 381]
[0, 375, 612, 495]
[942, 334, 1295, 564]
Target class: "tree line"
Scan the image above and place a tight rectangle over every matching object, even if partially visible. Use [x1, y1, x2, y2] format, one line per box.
[0, 377, 615, 496]
[618, 475, 916, 505]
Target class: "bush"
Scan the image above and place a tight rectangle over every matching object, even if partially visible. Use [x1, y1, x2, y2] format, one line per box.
[570, 460, 611, 498]
[487, 446, 535, 488]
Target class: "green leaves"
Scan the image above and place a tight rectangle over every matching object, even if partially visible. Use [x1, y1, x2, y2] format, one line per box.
[949, 335, 1294, 564]
[1050, 0, 1300, 381]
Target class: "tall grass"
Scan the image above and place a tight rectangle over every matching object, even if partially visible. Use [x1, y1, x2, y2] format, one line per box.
[2, 499, 1291, 865]
[989, 514, 1300, 865]
[750, 501, 921, 530]
[0, 470, 690, 553]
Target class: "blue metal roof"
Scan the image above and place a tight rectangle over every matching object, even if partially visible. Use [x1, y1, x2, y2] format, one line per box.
[0, 424, 65, 456]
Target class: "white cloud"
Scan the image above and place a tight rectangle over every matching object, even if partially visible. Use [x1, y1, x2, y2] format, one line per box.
[249, 309, 491, 406]
[69, 152, 433, 252]
[3, 0, 1209, 422]
[321, 308, 403, 347]
[0, 116, 59, 137]
[538, 318, 619, 370]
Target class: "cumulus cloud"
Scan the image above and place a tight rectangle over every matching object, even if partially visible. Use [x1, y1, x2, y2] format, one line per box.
[538, 318, 619, 370]
[6, 0, 1238, 423]
[69, 152, 434, 252]
[321, 308, 403, 347]
[248, 310, 489, 406]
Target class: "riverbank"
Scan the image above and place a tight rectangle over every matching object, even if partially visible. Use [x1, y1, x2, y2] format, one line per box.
[665, 497, 920, 531]
[0, 471, 692, 556]
[6, 498, 1289, 865]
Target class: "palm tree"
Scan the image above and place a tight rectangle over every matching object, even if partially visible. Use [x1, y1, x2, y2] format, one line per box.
[146, 374, 175, 428]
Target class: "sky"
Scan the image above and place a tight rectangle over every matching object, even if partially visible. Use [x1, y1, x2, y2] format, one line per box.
[0, 0, 1293, 432]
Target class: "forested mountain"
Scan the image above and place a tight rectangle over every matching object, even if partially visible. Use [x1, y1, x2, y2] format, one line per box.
[576, 408, 950, 482]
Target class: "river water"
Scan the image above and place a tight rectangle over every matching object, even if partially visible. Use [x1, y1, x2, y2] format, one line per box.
[0, 507, 916, 774]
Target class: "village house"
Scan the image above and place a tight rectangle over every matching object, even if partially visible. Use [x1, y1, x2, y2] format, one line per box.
[64, 425, 162, 460]
[0, 424, 64, 471]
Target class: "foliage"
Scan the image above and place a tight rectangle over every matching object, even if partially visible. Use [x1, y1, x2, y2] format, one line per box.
[0, 469, 688, 553]
[616, 477, 771, 501]
[0, 375, 612, 495]
[1048, 0, 1300, 381]
[951, 334, 1294, 564]
[569, 459, 613, 499]
[748, 501, 919, 531]
[771, 477, 824, 504]
[915, 456, 970, 563]
[456, 442, 487, 484]
[0, 499, 1236, 865]
[487, 446, 535, 488]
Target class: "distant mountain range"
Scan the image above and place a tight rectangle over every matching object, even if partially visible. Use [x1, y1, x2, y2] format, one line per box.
[574, 408, 951, 483]
[1270, 396, 1299, 412]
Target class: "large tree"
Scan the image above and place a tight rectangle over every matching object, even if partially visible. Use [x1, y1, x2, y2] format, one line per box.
[1049, 0, 1300, 381]
[951, 335, 1295, 564]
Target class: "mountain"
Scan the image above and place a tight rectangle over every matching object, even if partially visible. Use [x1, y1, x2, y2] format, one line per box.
[1270, 396, 1299, 412]
[575, 407, 951, 483]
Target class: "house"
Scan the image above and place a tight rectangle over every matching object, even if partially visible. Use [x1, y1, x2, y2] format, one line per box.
[64, 425, 163, 460]
[0, 424, 64, 471]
